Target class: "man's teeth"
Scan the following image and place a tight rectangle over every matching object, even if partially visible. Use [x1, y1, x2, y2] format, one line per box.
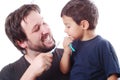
[44, 35, 51, 42]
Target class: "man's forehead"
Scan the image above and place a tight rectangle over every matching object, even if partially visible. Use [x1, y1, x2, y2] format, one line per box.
[21, 11, 42, 26]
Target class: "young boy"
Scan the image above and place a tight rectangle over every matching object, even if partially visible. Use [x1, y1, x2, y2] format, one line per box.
[60, 0, 120, 80]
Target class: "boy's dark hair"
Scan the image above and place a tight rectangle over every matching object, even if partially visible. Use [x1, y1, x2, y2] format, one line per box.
[5, 4, 40, 54]
[61, 0, 99, 30]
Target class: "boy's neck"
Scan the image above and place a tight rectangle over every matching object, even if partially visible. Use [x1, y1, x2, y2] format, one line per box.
[80, 30, 96, 41]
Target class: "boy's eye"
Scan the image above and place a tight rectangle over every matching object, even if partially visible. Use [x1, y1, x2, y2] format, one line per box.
[66, 26, 70, 28]
[43, 22, 46, 25]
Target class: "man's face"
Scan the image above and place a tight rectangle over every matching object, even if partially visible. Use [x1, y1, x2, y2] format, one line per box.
[21, 11, 55, 52]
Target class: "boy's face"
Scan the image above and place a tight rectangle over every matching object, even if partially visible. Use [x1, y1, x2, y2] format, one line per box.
[62, 15, 84, 40]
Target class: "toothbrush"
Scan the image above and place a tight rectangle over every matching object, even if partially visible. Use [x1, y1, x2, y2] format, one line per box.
[69, 43, 75, 52]
[50, 41, 60, 54]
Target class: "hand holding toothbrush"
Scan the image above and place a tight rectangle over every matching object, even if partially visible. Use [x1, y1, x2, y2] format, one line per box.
[63, 36, 75, 55]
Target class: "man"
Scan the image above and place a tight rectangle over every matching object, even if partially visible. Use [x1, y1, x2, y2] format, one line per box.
[0, 4, 69, 80]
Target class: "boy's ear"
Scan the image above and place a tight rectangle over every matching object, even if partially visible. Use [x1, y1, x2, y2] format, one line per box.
[17, 40, 27, 48]
[80, 20, 89, 29]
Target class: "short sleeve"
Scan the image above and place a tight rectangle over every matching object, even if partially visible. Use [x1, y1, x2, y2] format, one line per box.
[99, 41, 120, 77]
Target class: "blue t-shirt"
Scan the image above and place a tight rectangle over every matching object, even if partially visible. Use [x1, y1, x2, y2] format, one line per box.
[70, 35, 120, 80]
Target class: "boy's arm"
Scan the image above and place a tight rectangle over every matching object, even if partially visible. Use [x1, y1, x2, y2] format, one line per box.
[107, 74, 118, 80]
[60, 37, 73, 74]
[60, 50, 71, 74]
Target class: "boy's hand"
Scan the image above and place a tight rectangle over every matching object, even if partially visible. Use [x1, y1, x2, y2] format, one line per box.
[63, 36, 73, 54]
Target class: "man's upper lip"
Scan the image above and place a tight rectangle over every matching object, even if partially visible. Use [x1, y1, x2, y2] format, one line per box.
[41, 34, 51, 42]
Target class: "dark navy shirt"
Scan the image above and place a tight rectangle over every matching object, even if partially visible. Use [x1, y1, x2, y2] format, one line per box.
[70, 35, 120, 80]
[0, 49, 69, 80]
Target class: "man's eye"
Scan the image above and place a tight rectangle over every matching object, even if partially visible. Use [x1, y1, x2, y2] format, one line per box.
[33, 25, 40, 32]
[35, 26, 40, 32]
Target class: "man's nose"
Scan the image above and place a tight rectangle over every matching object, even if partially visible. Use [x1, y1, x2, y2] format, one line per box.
[41, 25, 50, 34]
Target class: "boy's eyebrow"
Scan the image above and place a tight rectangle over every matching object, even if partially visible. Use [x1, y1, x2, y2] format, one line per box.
[64, 22, 68, 25]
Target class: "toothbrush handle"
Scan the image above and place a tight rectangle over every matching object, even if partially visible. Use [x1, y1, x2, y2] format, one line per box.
[69, 44, 75, 52]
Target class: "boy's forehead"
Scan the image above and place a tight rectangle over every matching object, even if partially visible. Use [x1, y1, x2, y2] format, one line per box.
[62, 15, 74, 22]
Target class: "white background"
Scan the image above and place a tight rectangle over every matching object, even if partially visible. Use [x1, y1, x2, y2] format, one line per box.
[0, 1, 120, 78]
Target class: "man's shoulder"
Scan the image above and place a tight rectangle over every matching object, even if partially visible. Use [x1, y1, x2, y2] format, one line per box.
[0, 56, 27, 79]
[55, 48, 63, 54]
[53, 48, 63, 60]
[0, 56, 24, 72]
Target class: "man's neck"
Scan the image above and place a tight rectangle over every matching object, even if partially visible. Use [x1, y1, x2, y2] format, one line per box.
[24, 51, 40, 64]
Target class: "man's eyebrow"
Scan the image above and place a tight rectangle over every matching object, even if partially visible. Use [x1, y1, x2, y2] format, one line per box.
[31, 17, 43, 32]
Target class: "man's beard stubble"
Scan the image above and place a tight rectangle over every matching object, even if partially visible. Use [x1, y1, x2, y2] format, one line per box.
[27, 38, 56, 53]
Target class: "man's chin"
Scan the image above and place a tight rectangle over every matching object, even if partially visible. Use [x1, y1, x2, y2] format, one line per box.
[42, 45, 55, 53]
[48, 44, 55, 51]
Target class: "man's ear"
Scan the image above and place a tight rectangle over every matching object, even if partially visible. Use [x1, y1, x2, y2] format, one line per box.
[80, 20, 89, 29]
[17, 40, 27, 48]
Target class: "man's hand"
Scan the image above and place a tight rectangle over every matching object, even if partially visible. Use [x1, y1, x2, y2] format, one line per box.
[20, 53, 53, 80]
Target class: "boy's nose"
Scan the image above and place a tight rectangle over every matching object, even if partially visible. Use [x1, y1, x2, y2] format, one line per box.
[64, 28, 68, 33]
